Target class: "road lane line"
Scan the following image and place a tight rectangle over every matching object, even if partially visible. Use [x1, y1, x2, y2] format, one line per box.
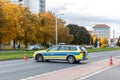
[20, 60, 107, 80]
[76, 63, 120, 80]
[20, 56, 120, 80]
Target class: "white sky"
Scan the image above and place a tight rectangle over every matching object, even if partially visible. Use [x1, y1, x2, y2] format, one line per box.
[46, 0, 120, 38]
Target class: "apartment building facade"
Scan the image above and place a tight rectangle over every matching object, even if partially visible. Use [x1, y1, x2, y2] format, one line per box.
[93, 24, 110, 39]
[10, 0, 45, 13]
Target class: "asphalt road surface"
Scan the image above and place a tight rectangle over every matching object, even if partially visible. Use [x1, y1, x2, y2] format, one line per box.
[0, 50, 120, 80]
[82, 63, 120, 80]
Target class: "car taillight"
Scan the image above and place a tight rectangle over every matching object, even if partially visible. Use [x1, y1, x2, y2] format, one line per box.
[80, 51, 83, 54]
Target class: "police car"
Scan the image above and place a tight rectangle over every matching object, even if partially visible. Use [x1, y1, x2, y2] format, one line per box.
[33, 45, 88, 63]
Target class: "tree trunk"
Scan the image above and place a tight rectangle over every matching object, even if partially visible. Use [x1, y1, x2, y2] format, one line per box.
[13, 39, 16, 49]
[0, 33, 2, 51]
[0, 42, 2, 51]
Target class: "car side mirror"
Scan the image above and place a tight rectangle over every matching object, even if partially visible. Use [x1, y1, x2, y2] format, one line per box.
[46, 49, 49, 52]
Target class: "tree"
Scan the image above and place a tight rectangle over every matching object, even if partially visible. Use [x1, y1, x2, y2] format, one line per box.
[92, 34, 98, 48]
[3, 2, 38, 48]
[0, 1, 72, 49]
[37, 12, 56, 46]
[57, 19, 73, 44]
[117, 36, 120, 47]
[0, 3, 7, 49]
[3, 2, 24, 49]
[100, 37, 108, 48]
[67, 24, 91, 45]
[19, 8, 36, 48]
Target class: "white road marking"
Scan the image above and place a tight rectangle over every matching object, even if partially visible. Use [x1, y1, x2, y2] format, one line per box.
[76, 62, 120, 80]
[20, 56, 120, 80]
[20, 63, 85, 80]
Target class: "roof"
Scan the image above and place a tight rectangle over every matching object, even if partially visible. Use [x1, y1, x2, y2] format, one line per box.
[93, 24, 110, 28]
[56, 45, 82, 47]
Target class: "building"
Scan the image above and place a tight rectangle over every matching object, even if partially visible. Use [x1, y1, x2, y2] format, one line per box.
[39, 0, 45, 12]
[92, 24, 110, 39]
[10, 0, 46, 13]
[88, 30, 93, 35]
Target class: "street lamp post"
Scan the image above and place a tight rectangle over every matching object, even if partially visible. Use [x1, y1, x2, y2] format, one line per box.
[55, 17, 58, 45]
[55, 14, 64, 45]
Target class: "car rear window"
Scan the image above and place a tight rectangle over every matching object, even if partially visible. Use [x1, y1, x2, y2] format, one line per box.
[79, 47, 87, 52]
[69, 47, 77, 50]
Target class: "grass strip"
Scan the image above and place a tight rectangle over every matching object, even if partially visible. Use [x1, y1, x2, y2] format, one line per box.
[0, 48, 120, 61]
[87, 47, 120, 53]
[0, 50, 34, 61]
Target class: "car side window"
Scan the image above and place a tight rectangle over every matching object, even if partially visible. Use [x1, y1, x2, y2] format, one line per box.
[48, 46, 59, 51]
[59, 46, 69, 51]
[70, 47, 77, 50]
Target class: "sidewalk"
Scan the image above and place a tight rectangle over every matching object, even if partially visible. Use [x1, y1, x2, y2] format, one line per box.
[23, 56, 120, 80]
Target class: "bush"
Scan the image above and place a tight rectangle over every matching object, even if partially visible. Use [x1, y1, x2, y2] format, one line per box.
[101, 44, 107, 48]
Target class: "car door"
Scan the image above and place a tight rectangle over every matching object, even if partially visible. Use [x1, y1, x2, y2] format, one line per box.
[53, 46, 69, 59]
[44, 46, 59, 59]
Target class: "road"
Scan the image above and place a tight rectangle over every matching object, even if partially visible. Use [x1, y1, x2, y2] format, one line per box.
[0, 50, 120, 80]
[79, 63, 120, 80]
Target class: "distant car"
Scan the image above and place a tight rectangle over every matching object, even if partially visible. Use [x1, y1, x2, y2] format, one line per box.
[58, 43, 66, 45]
[33, 45, 88, 64]
[110, 45, 119, 48]
[85, 45, 93, 49]
[27, 45, 40, 50]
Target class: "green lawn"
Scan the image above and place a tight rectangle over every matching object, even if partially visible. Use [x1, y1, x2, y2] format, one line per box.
[86, 47, 120, 53]
[0, 50, 35, 61]
[0, 47, 120, 61]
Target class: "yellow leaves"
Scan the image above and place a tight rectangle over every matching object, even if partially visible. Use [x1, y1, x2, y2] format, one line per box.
[92, 34, 98, 43]
[58, 21, 73, 44]
[0, 1, 70, 45]
[100, 37, 108, 48]
[101, 44, 107, 48]
[119, 40, 120, 43]
[100, 36, 108, 44]
[2, 27, 16, 43]
[39, 12, 55, 27]
[37, 12, 56, 43]
[0, 2, 28, 44]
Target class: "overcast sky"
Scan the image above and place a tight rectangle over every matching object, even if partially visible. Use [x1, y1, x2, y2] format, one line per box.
[46, 0, 120, 38]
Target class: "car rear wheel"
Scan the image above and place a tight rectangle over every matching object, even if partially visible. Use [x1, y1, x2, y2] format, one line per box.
[36, 54, 43, 62]
[67, 56, 75, 64]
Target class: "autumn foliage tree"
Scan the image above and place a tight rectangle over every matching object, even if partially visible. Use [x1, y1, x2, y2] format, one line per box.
[57, 19, 73, 44]
[19, 8, 37, 48]
[2, 1, 25, 48]
[100, 37, 108, 48]
[0, 1, 37, 48]
[37, 12, 56, 46]
[0, 2, 7, 49]
[117, 36, 120, 47]
[92, 34, 98, 48]
[0, 1, 73, 49]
